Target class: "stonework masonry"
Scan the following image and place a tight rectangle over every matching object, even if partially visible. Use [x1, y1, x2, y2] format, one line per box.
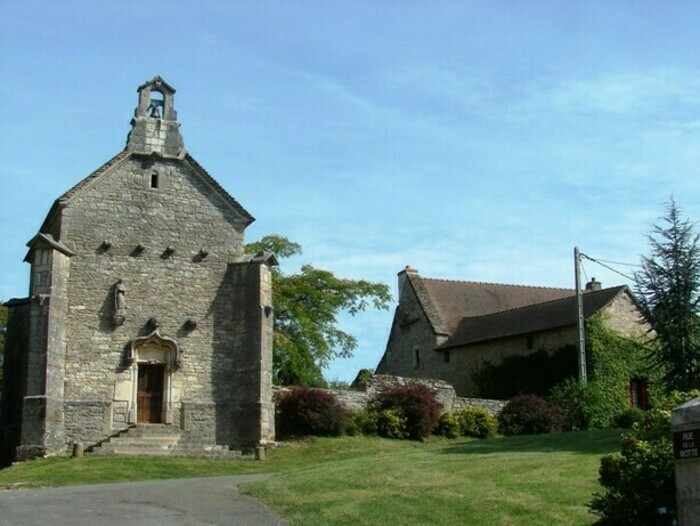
[1, 77, 275, 464]
[274, 375, 505, 416]
[378, 268, 650, 398]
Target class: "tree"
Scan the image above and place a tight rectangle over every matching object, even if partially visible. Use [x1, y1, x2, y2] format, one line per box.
[634, 200, 700, 391]
[245, 235, 392, 386]
[0, 301, 6, 398]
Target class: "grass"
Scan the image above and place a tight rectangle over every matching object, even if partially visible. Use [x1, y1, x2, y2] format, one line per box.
[0, 430, 621, 525]
[243, 430, 621, 526]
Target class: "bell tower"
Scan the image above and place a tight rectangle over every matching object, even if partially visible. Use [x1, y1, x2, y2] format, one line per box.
[126, 76, 185, 157]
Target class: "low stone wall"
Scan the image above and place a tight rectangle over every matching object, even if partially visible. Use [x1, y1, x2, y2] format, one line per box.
[274, 374, 505, 416]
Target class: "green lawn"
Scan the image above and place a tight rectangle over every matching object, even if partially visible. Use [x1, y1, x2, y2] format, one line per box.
[0, 430, 620, 525]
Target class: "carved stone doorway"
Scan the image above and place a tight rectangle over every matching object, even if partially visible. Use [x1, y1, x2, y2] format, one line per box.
[128, 330, 179, 425]
[137, 363, 165, 423]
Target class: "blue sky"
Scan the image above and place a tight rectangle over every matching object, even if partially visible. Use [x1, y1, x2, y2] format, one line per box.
[2, 2, 700, 382]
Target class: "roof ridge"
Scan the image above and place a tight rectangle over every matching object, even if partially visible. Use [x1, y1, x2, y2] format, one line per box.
[454, 285, 624, 322]
[405, 272, 449, 335]
[421, 276, 573, 291]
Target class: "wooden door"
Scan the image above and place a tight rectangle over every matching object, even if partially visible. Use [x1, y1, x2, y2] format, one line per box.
[137, 364, 165, 423]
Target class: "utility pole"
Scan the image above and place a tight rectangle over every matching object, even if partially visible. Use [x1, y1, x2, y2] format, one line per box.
[574, 247, 588, 383]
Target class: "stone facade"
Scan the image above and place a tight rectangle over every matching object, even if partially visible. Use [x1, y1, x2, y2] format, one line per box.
[377, 267, 649, 397]
[1, 77, 275, 463]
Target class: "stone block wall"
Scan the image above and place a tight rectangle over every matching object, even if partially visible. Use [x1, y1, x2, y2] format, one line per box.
[11, 153, 274, 456]
[274, 375, 505, 418]
[64, 400, 111, 446]
[380, 279, 446, 381]
[602, 292, 650, 338]
[227, 260, 276, 448]
[437, 325, 578, 397]
[179, 401, 219, 446]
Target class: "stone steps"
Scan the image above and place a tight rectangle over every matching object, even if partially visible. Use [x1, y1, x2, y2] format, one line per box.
[86, 424, 248, 459]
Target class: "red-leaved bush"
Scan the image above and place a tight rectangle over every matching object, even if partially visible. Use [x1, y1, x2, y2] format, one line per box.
[498, 394, 565, 435]
[275, 387, 348, 438]
[373, 383, 442, 440]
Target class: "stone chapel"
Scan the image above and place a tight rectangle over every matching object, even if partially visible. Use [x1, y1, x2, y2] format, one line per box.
[1, 77, 276, 463]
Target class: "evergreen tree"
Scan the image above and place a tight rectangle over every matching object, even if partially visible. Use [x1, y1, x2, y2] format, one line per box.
[0, 302, 6, 398]
[634, 200, 700, 391]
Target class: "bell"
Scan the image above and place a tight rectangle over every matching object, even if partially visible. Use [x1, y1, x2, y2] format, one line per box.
[149, 102, 161, 118]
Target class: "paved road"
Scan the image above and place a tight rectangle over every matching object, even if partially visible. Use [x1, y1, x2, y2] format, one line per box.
[0, 475, 287, 526]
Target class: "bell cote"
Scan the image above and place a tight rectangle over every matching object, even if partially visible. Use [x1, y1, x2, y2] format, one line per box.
[126, 76, 185, 158]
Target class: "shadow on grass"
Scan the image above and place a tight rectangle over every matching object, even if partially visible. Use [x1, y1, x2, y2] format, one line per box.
[439, 429, 622, 456]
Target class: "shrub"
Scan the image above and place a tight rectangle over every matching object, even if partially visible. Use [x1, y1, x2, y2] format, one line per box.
[651, 389, 700, 411]
[550, 378, 602, 430]
[457, 407, 498, 439]
[436, 412, 461, 439]
[353, 369, 374, 391]
[373, 383, 442, 440]
[590, 390, 700, 525]
[498, 394, 565, 435]
[589, 409, 675, 525]
[472, 346, 578, 399]
[275, 387, 348, 438]
[375, 407, 408, 439]
[613, 407, 646, 429]
[346, 409, 378, 436]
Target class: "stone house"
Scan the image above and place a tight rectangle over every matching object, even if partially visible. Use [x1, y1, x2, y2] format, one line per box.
[376, 266, 648, 399]
[1, 77, 276, 463]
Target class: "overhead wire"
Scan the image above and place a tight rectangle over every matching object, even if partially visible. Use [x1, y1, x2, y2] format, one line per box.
[579, 253, 636, 282]
[588, 257, 640, 268]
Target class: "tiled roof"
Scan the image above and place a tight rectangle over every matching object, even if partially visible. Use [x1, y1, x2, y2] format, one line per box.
[438, 286, 627, 349]
[413, 274, 574, 335]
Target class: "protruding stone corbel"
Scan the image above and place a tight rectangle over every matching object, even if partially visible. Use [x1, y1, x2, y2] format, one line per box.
[183, 318, 197, 331]
[193, 248, 209, 262]
[147, 316, 161, 331]
[163, 246, 175, 258]
[32, 293, 50, 306]
[132, 243, 145, 256]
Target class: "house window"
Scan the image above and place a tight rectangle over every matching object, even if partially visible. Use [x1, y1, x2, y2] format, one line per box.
[414, 348, 420, 369]
[150, 172, 159, 189]
[443, 350, 450, 363]
[526, 336, 534, 350]
[629, 378, 648, 410]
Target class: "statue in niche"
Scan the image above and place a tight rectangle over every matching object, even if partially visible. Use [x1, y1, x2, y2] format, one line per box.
[113, 279, 126, 326]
